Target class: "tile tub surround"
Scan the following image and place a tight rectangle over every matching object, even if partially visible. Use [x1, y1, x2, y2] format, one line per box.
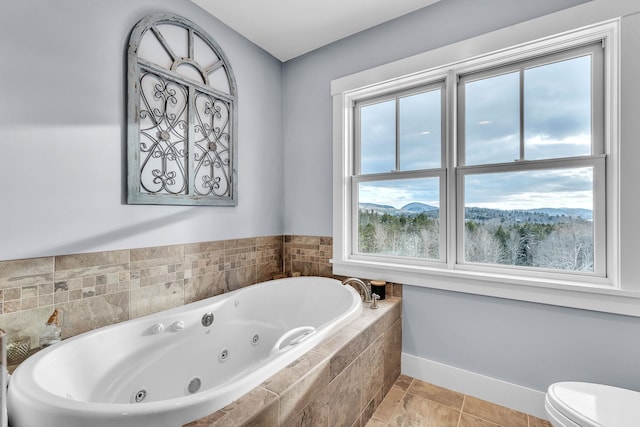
[185, 296, 402, 427]
[284, 235, 334, 277]
[367, 375, 552, 427]
[0, 236, 284, 350]
[0, 234, 401, 356]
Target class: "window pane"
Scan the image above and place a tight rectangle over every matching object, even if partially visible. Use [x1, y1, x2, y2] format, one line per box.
[358, 178, 440, 259]
[524, 55, 592, 160]
[360, 100, 395, 174]
[464, 72, 520, 165]
[463, 168, 594, 271]
[399, 89, 442, 170]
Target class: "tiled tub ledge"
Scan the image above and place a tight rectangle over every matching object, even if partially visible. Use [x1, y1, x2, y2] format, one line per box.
[185, 297, 402, 427]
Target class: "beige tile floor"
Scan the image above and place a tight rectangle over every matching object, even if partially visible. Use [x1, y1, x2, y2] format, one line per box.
[367, 375, 552, 427]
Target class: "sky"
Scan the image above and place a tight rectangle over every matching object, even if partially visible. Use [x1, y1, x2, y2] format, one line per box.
[359, 54, 594, 211]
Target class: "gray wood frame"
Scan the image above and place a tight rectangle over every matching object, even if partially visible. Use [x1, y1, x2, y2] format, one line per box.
[127, 13, 238, 206]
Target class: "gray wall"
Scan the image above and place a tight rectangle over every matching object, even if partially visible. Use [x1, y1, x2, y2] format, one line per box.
[0, 0, 284, 260]
[281, 0, 640, 394]
[282, 0, 588, 236]
[403, 286, 640, 391]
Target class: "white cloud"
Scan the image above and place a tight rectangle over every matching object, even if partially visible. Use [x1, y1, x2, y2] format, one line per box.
[525, 133, 590, 147]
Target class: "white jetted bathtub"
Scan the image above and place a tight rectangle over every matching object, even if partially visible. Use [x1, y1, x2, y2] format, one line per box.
[8, 276, 363, 427]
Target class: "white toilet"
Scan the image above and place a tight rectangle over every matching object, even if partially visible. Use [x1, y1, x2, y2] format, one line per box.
[545, 382, 640, 426]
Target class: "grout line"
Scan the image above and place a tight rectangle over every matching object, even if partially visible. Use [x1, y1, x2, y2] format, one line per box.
[457, 395, 466, 426]
[382, 379, 411, 427]
[406, 376, 416, 396]
[396, 376, 538, 427]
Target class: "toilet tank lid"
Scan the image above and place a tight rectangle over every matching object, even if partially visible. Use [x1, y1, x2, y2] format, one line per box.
[547, 382, 640, 427]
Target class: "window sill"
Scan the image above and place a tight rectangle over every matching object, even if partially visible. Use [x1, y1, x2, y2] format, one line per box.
[331, 258, 640, 317]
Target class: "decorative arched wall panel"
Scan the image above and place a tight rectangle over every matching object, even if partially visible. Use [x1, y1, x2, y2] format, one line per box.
[127, 13, 238, 205]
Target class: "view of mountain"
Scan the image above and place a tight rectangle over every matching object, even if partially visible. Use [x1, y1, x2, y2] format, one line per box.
[526, 208, 592, 220]
[359, 203, 593, 223]
[359, 202, 438, 216]
[358, 203, 399, 215]
[401, 202, 439, 213]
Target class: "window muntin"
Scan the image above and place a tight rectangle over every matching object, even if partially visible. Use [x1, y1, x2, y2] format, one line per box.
[359, 87, 444, 175]
[350, 40, 606, 279]
[459, 43, 603, 166]
[354, 83, 446, 261]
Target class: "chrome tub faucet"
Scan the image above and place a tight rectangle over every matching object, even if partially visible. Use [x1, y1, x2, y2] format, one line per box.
[342, 278, 379, 308]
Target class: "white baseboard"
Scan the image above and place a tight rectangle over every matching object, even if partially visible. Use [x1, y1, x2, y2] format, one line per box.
[401, 353, 548, 420]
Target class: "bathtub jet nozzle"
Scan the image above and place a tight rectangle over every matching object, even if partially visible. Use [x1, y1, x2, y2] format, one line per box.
[201, 312, 214, 327]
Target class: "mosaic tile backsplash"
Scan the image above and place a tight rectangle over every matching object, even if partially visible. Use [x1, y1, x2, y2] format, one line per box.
[0, 235, 400, 356]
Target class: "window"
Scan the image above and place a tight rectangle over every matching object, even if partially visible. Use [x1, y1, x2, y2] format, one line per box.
[127, 13, 237, 206]
[457, 43, 605, 277]
[333, 21, 619, 301]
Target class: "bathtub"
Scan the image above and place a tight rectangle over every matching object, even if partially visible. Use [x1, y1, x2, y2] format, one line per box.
[7, 276, 363, 427]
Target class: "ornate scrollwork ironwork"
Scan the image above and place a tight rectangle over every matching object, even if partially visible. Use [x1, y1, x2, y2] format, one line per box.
[194, 92, 231, 197]
[139, 71, 189, 195]
[127, 13, 237, 205]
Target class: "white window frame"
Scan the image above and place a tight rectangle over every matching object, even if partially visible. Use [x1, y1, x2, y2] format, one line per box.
[455, 41, 606, 281]
[332, 20, 628, 315]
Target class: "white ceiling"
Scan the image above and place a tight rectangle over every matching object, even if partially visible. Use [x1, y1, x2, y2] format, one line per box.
[191, 0, 441, 62]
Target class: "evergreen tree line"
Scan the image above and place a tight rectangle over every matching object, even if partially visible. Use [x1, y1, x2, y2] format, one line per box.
[358, 209, 593, 271]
